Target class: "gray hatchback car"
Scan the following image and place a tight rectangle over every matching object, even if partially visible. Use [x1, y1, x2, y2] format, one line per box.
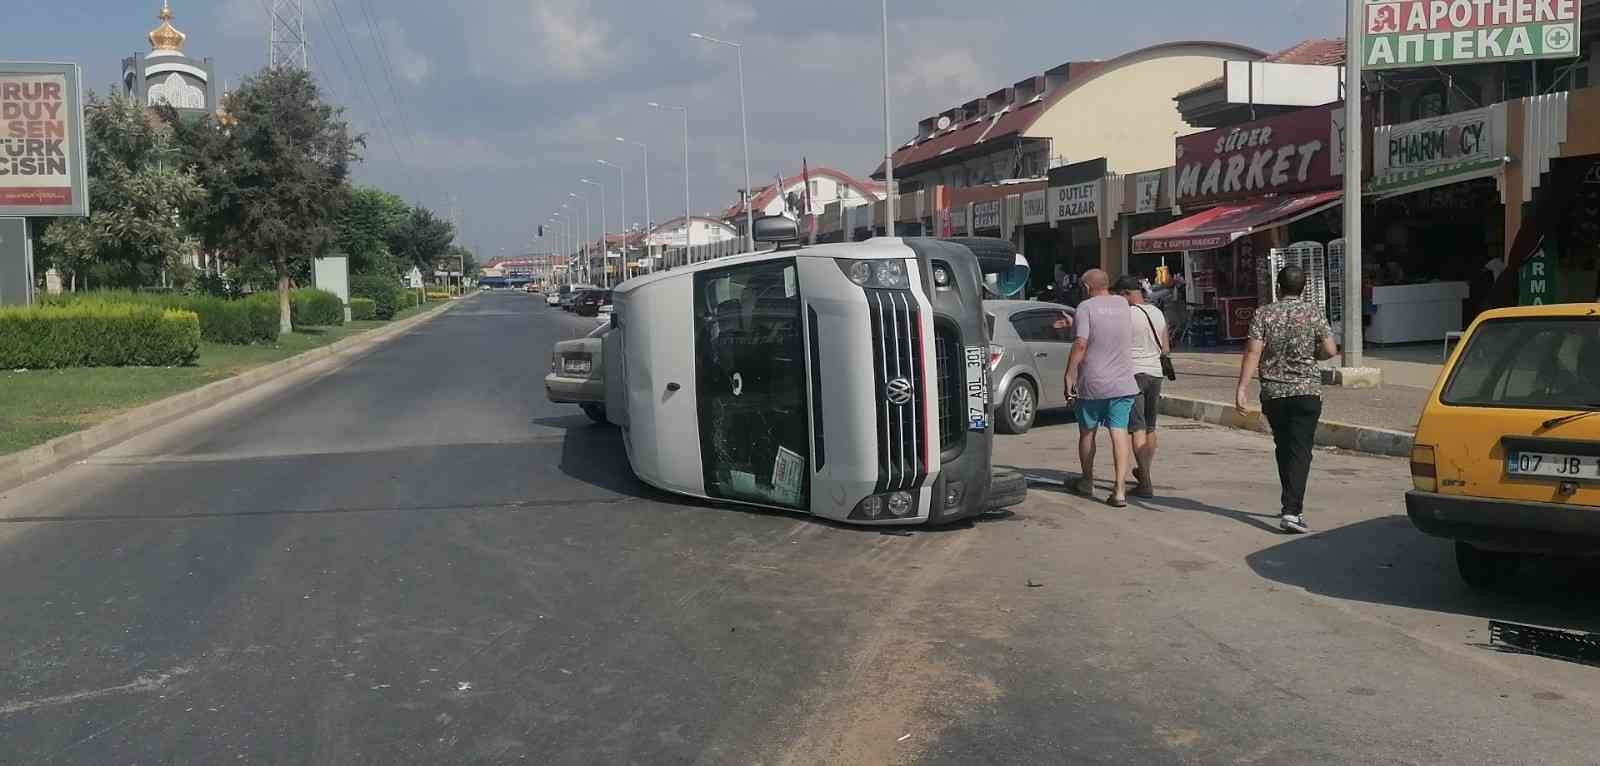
[985, 300, 1076, 434]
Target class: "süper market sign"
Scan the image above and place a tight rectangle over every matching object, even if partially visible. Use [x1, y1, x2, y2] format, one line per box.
[1174, 104, 1341, 207]
[1362, 0, 1583, 70]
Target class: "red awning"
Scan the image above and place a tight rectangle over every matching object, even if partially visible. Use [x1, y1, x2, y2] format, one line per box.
[1131, 191, 1342, 254]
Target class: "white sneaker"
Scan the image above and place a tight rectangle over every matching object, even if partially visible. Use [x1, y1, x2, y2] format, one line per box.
[1280, 515, 1309, 534]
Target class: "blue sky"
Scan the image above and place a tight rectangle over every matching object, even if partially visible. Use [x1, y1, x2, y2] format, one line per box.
[7, 1, 1344, 258]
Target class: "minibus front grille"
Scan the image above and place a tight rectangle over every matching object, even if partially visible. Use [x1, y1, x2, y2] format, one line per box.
[934, 325, 963, 452]
[868, 289, 925, 493]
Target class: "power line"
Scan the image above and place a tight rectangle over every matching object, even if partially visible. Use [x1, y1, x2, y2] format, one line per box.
[356, 0, 421, 162]
[308, 0, 419, 198]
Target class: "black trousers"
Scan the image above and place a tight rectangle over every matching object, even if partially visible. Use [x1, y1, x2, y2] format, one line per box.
[1261, 395, 1322, 516]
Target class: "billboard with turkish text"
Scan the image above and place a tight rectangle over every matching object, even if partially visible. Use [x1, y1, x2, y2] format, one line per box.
[1, 63, 87, 217]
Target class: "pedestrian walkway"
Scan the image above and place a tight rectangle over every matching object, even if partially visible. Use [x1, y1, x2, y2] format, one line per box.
[1166, 346, 1437, 436]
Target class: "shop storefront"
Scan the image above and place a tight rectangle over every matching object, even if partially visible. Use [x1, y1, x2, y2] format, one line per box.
[1368, 103, 1509, 324]
[1133, 104, 1352, 343]
[1121, 167, 1183, 282]
[1045, 159, 1106, 298]
[1015, 187, 1056, 288]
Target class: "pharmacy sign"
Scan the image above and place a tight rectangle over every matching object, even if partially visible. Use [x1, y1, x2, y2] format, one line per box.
[1362, 0, 1583, 70]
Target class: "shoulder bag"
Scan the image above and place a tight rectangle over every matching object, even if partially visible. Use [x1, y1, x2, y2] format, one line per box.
[1138, 305, 1177, 381]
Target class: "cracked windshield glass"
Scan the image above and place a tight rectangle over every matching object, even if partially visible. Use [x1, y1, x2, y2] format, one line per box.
[2, 0, 1599, 763]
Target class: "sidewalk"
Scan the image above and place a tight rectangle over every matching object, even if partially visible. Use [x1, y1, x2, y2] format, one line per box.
[1155, 345, 1437, 456]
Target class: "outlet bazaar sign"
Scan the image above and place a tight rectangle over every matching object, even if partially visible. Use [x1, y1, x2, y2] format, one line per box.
[1174, 104, 1341, 207]
[1363, 0, 1583, 69]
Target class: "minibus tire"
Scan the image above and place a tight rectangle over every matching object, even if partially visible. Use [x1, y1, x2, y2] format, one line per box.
[987, 467, 1028, 510]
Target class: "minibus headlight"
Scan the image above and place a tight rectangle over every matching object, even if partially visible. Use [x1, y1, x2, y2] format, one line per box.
[932, 264, 952, 288]
[873, 260, 909, 288]
[856, 495, 885, 519]
[844, 260, 873, 285]
[887, 491, 914, 517]
[837, 258, 910, 289]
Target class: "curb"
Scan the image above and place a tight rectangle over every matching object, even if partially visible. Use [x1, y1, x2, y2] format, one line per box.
[0, 297, 468, 492]
[1158, 395, 1415, 458]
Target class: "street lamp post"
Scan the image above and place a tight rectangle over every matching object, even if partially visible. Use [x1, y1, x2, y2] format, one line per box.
[649, 102, 691, 267]
[691, 32, 754, 252]
[580, 178, 607, 288]
[599, 159, 625, 285]
[617, 137, 652, 272]
[569, 191, 591, 285]
[880, 0, 895, 234]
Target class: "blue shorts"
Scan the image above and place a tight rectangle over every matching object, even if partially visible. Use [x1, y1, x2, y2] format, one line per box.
[1076, 396, 1136, 431]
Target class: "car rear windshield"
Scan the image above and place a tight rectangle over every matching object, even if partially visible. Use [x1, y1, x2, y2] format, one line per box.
[1440, 317, 1600, 411]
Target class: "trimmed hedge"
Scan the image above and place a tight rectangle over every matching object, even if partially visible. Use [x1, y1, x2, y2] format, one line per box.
[425, 290, 452, 302]
[351, 275, 404, 320]
[47, 291, 278, 345]
[0, 304, 200, 369]
[289, 288, 345, 328]
[350, 297, 377, 321]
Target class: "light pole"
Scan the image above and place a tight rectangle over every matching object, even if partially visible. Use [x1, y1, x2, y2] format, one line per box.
[617, 136, 652, 272]
[691, 33, 754, 252]
[1342, 0, 1364, 368]
[649, 102, 691, 267]
[599, 159, 626, 285]
[879, 1, 896, 235]
[549, 215, 564, 282]
[569, 191, 591, 285]
[580, 178, 607, 288]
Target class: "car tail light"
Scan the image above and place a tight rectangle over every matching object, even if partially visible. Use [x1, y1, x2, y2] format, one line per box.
[988, 344, 1004, 370]
[1411, 445, 1437, 493]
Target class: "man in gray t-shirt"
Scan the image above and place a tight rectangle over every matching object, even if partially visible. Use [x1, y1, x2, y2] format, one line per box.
[1064, 269, 1140, 507]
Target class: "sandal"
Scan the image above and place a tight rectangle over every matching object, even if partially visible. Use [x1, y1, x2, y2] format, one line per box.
[1106, 494, 1129, 508]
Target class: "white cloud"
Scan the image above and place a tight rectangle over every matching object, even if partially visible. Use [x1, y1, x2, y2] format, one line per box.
[379, 19, 432, 85]
[464, 0, 623, 84]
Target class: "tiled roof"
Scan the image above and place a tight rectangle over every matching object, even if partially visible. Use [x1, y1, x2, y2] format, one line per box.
[1175, 38, 1346, 100]
[722, 166, 886, 219]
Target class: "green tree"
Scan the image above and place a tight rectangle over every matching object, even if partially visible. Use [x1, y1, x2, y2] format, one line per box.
[387, 207, 455, 275]
[41, 92, 204, 288]
[165, 68, 359, 333]
[338, 186, 410, 276]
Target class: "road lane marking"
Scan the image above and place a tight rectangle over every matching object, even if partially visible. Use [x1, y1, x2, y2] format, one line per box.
[0, 666, 194, 716]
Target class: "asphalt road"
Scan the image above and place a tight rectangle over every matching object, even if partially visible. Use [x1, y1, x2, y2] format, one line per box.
[2, 292, 1597, 765]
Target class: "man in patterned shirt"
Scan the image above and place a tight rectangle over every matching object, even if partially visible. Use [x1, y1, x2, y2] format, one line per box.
[1235, 267, 1338, 534]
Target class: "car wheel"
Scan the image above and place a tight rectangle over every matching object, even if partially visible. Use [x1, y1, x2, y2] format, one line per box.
[997, 378, 1037, 435]
[1455, 541, 1519, 590]
[580, 403, 607, 423]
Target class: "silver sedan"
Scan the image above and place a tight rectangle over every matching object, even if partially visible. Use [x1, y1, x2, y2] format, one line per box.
[985, 300, 1076, 434]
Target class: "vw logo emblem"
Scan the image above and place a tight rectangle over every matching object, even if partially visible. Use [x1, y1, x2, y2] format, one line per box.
[885, 377, 914, 406]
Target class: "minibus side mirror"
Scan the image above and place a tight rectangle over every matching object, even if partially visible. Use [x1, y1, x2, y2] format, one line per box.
[752, 215, 800, 246]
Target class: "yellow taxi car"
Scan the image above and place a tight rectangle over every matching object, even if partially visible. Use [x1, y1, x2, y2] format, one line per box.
[1407, 303, 1600, 588]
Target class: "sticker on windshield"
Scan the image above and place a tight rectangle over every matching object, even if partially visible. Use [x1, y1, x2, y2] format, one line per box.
[784, 265, 797, 298]
[772, 446, 805, 503]
[964, 346, 989, 431]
